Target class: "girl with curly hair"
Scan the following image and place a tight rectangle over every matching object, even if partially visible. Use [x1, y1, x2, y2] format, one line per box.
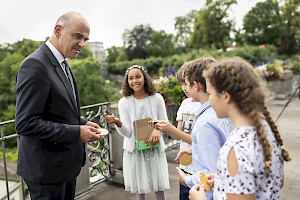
[105, 65, 170, 200]
[189, 57, 291, 200]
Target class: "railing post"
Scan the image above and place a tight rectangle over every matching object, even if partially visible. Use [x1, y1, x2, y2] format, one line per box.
[17, 136, 25, 200]
[1, 125, 10, 200]
[107, 104, 124, 184]
[75, 143, 93, 200]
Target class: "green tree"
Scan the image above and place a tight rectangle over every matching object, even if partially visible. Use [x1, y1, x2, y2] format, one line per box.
[0, 104, 16, 148]
[0, 53, 24, 117]
[11, 38, 41, 57]
[116, 47, 128, 62]
[106, 46, 120, 63]
[74, 44, 93, 59]
[190, 0, 237, 50]
[174, 10, 198, 47]
[122, 24, 153, 60]
[243, 0, 283, 46]
[278, 0, 300, 55]
[146, 30, 175, 57]
[0, 44, 9, 62]
[69, 58, 121, 106]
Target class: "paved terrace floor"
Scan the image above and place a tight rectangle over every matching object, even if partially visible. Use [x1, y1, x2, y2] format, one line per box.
[91, 96, 300, 200]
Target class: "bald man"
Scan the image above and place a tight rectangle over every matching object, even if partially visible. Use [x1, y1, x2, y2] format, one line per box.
[15, 12, 101, 200]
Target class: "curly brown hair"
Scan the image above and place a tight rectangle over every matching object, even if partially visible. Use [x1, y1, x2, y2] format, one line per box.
[204, 57, 291, 177]
[121, 65, 156, 97]
[183, 57, 217, 92]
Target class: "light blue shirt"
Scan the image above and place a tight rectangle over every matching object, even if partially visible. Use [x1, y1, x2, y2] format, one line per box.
[184, 101, 233, 200]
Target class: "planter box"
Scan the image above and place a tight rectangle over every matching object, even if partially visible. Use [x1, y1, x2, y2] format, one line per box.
[273, 70, 293, 99]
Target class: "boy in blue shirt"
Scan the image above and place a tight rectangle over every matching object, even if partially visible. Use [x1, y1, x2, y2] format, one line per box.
[175, 57, 232, 200]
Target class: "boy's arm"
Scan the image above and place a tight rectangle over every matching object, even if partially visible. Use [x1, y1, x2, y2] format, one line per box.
[155, 121, 192, 144]
[177, 120, 183, 130]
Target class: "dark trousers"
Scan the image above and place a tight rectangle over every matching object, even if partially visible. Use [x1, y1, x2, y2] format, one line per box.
[180, 168, 191, 200]
[24, 179, 76, 200]
[180, 183, 190, 200]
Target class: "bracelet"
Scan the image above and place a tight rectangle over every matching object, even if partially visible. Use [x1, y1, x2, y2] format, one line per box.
[280, 145, 285, 150]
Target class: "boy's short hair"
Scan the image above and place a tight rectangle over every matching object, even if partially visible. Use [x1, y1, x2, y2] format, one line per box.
[176, 64, 188, 84]
[183, 57, 217, 92]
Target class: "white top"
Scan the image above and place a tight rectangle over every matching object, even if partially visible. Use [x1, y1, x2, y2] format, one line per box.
[115, 93, 168, 152]
[176, 98, 201, 174]
[214, 120, 284, 200]
[45, 40, 67, 76]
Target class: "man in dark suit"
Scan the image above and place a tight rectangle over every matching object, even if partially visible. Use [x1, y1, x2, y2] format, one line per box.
[15, 12, 101, 200]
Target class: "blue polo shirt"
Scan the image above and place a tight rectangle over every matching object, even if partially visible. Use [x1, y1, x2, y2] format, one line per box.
[184, 101, 233, 200]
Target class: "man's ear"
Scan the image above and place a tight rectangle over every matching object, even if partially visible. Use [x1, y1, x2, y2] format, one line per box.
[54, 25, 62, 38]
[222, 91, 231, 104]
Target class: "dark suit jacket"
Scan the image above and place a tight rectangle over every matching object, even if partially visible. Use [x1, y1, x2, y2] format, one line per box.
[15, 43, 87, 183]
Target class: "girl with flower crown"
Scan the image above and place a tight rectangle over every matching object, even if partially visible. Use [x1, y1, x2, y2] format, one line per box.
[104, 65, 170, 200]
[188, 57, 291, 200]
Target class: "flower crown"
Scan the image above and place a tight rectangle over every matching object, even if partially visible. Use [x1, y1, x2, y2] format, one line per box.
[125, 65, 147, 76]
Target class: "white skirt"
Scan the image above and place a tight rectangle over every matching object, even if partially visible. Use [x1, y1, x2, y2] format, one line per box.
[123, 148, 170, 194]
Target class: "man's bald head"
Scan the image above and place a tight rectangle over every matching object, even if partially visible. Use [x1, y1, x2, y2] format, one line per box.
[50, 12, 90, 58]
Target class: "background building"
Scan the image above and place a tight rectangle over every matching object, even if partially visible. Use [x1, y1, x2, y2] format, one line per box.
[87, 42, 107, 77]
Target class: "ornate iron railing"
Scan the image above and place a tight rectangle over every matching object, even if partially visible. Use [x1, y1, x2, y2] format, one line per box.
[80, 102, 111, 184]
[0, 102, 180, 199]
[0, 102, 111, 199]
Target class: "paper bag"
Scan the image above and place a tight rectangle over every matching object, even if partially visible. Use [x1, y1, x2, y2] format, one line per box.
[133, 117, 160, 150]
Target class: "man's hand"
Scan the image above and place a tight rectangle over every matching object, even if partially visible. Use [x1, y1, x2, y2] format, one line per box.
[80, 125, 101, 142]
[189, 184, 207, 200]
[148, 129, 160, 146]
[176, 167, 189, 186]
[86, 121, 100, 129]
[175, 147, 193, 162]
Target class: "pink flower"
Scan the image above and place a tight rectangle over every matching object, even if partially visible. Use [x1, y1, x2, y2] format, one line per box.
[158, 86, 162, 90]
[265, 71, 269, 76]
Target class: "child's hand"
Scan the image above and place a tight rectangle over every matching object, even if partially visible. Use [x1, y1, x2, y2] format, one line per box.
[104, 114, 116, 124]
[176, 167, 189, 187]
[148, 120, 173, 133]
[206, 173, 215, 191]
[189, 184, 207, 200]
[175, 147, 193, 162]
[148, 129, 160, 146]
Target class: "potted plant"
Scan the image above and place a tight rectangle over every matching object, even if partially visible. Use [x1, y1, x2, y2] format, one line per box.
[154, 66, 185, 108]
[264, 63, 285, 81]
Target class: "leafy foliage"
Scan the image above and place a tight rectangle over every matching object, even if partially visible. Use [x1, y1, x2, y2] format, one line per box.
[122, 24, 153, 60]
[190, 0, 237, 50]
[0, 53, 24, 116]
[146, 30, 175, 57]
[243, 0, 283, 46]
[278, 0, 300, 55]
[69, 57, 121, 106]
[154, 67, 185, 106]
[174, 10, 198, 47]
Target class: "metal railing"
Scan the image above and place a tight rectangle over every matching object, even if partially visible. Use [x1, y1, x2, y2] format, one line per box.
[0, 103, 111, 200]
[80, 102, 111, 185]
[0, 102, 180, 200]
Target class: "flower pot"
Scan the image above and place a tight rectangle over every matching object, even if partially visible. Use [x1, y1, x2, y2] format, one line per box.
[265, 76, 275, 82]
[273, 70, 293, 99]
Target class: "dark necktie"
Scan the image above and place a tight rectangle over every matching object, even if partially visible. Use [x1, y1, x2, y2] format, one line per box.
[63, 60, 77, 103]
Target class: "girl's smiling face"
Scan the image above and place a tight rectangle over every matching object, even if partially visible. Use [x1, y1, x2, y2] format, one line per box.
[127, 68, 145, 92]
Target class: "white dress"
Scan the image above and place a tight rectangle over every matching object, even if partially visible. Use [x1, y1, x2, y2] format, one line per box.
[214, 120, 284, 200]
[116, 93, 170, 194]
